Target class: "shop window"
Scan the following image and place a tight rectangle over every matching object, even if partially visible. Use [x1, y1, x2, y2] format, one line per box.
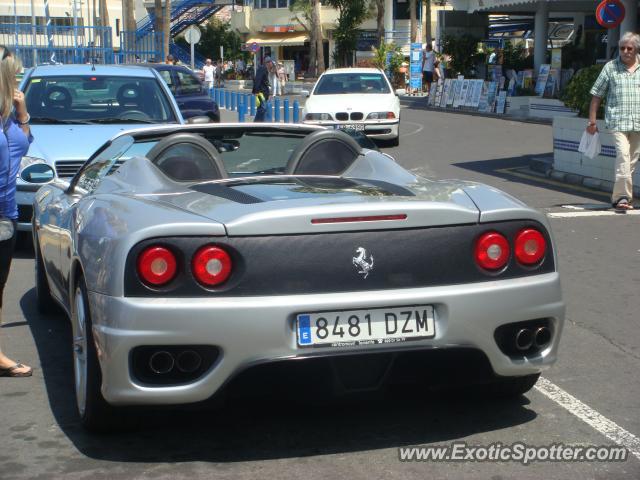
[277, 0, 288, 7]
[269, 0, 276, 7]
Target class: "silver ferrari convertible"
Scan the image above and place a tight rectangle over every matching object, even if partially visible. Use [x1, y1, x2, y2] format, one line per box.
[29, 124, 565, 431]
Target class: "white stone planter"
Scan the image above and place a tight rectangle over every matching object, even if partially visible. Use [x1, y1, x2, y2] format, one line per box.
[509, 97, 578, 119]
[553, 116, 640, 194]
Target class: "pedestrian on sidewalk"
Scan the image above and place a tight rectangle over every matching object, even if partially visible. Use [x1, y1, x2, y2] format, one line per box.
[0, 46, 33, 378]
[268, 59, 280, 97]
[588, 31, 640, 211]
[202, 58, 214, 91]
[253, 56, 272, 122]
[422, 44, 436, 95]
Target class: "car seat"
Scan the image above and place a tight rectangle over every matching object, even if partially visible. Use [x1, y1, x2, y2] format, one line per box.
[146, 133, 228, 182]
[285, 129, 363, 176]
[43, 86, 72, 111]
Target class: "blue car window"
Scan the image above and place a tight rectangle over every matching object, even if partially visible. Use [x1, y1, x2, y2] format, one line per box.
[24, 75, 178, 124]
[176, 70, 202, 95]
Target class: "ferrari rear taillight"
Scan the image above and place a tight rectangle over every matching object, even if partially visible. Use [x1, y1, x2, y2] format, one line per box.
[137, 246, 177, 286]
[515, 229, 546, 265]
[192, 245, 232, 287]
[474, 232, 510, 270]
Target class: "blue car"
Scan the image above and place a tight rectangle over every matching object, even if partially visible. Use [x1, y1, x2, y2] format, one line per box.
[17, 64, 184, 232]
[148, 64, 220, 123]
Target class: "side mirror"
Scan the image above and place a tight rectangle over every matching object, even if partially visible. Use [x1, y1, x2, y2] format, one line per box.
[20, 163, 55, 184]
[301, 89, 310, 98]
[186, 115, 212, 124]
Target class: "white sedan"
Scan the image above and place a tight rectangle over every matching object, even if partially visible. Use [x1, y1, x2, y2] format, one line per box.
[302, 68, 401, 146]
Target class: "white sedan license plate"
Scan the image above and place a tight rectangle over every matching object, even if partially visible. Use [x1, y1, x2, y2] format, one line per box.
[296, 306, 435, 348]
[334, 123, 365, 131]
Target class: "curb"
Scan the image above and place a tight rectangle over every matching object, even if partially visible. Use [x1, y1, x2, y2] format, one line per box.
[527, 157, 639, 197]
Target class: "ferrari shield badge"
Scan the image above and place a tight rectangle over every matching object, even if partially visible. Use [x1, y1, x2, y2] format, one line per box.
[353, 247, 374, 278]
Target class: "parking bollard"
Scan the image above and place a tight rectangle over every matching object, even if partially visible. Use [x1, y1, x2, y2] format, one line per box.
[238, 103, 245, 123]
[232, 91, 238, 111]
[283, 98, 290, 123]
[274, 97, 281, 123]
[293, 100, 300, 123]
[226, 90, 231, 110]
[250, 95, 256, 116]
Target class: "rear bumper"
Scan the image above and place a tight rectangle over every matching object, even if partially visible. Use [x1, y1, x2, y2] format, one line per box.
[89, 272, 564, 406]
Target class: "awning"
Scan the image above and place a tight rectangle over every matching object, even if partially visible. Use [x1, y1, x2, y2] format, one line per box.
[245, 33, 309, 47]
[450, 0, 599, 13]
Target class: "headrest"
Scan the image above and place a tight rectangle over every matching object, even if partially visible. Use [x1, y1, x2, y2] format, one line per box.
[285, 129, 363, 176]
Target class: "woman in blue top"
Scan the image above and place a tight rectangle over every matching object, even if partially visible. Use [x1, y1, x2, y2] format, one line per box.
[0, 46, 33, 377]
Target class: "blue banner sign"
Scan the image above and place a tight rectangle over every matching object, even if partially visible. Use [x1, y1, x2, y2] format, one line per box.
[410, 42, 423, 91]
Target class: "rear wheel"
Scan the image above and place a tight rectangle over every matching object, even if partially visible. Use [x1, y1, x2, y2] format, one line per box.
[72, 277, 121, 431]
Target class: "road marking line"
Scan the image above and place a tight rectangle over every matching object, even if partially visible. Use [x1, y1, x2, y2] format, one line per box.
[548, 210, 640, 218]
[535, 377, 640, 460]
[400, 121, 424, 138]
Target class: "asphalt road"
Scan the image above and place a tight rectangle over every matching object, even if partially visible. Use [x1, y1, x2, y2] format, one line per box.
[1, 105, 639, 480]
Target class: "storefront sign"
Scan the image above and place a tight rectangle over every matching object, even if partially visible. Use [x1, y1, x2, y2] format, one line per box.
[409, 43, 423, 91]
[263, 25, 295, 33]
[596, 0, 625, 29]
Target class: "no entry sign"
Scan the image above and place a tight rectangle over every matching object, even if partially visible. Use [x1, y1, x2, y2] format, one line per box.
[596, 0, 625, 29]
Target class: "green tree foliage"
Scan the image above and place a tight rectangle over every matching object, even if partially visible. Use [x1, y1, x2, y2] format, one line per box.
[193, 19, 247, 61]
[372, 42, 404, 87]
[441, 33, 481, 77]
[560, 65, 605, 118]
[327, 0, 372, 67]
[501, 41, 533, 72]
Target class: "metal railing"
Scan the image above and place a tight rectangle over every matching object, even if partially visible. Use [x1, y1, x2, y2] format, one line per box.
[0, 24, 113, 67]
[117, 31, 164, 64]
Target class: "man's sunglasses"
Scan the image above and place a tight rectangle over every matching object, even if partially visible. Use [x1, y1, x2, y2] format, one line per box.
[619, 46, 635, 52]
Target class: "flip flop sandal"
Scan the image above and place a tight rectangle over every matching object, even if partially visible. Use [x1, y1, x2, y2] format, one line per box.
[613, 199, 633, 212]
[0, 363, 33, 377]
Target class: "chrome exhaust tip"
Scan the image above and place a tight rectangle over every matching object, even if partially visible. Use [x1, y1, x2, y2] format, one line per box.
[149, 351, 175, 374]
[515, 328, 534, 351]
[534, 326, 552, 348]
[176, 350, 202, 373]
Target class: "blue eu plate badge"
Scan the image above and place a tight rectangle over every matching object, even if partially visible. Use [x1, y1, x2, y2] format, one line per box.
[297, 315, 312, 345]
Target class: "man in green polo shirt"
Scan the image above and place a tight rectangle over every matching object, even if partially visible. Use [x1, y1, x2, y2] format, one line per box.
[588, 31, 640, 211]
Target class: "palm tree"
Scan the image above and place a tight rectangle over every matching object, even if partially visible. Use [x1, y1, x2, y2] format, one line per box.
[410, 0, 417, 43]
[375, 0, 385, 46]
[312, 0, 325, 74]
[163, 0, 171, 60]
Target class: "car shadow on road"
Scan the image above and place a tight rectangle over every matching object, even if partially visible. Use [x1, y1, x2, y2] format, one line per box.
[22, 288, 538, 464]
[451, 156, 609, 203]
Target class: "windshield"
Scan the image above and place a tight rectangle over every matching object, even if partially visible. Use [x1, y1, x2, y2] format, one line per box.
[115, 131, 307, 176]
[314, 73, 391, 95]
[24, 75, 178, 124]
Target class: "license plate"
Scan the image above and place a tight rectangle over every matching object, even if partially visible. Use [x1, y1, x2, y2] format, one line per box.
[334, 123, 365, 131]
[296, 305, 435, 348]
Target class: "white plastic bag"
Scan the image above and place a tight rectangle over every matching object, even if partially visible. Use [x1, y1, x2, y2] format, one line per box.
[578, 130, 601, 159]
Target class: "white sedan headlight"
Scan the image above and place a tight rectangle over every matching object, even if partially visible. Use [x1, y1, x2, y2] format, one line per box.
[366, 112, 396, 120]
[305, 113, 334, 121]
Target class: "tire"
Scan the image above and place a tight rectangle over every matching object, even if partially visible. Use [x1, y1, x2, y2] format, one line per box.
[34, 237, 58, 314]
[72, 277, 121, 431]
[388, 135, 399, 147]
[484, 373, 540, 398]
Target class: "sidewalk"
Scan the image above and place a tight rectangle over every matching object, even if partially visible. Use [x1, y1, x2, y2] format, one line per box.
[399, 94, 553, 125]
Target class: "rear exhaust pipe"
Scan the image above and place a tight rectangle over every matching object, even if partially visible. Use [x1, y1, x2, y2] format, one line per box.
[515, 328, 534, 351]
[149, 351, 175, 374]
[176, 350, 202, 373]
[534, 327, 552, 348]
